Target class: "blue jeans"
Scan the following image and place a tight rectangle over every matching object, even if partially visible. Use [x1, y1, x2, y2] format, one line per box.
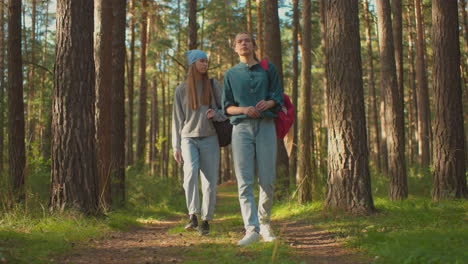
[232, 118, 277, 233]
[181, 135, 220, 221]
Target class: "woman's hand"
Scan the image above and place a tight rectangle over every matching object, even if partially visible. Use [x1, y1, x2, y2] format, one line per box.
[206, 109, 215, 119]
[243, 106, 260, 118]
[173, 151, 183, 164]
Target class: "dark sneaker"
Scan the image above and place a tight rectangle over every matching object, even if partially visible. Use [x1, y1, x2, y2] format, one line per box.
[184, 214, 198, 231]
[199, 220, 209, 236]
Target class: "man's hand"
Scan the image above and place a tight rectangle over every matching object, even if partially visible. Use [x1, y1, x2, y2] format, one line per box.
[255, 100, 275, 111]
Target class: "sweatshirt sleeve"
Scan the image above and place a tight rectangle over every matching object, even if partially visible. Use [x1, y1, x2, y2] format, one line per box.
[172, 85, 185, 152]
[212, 79, 228, 122]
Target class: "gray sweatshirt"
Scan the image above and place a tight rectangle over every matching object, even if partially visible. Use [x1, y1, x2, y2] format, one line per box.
[172, 79, 226, 152]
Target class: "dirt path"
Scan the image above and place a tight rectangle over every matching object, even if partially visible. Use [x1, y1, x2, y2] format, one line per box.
[58, 188, 369, 264]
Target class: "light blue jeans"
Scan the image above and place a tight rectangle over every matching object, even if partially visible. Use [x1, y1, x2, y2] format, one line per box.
[232, 118, 277, 233]
[181, 135, 220, 221]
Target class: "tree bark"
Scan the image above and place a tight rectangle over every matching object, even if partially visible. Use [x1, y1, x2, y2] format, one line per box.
[0, 1, 5, 173]
[363, 0, 381, 171]
[188, 0, 197, 50]
[264, 0, 289, 195]
[256, 0, 264, 60]
[324, 0, 374, 214]
[246, 0, 253, 34]
[431, 0, 468, 201]
[414, 0, 431, 167]
[39, 0, 50, 160]
[50, 0, 99, 214]
[126, 0, 136, 166]
[111, 0, 127, 207]
[8, 0, 26, 202]
[95, 0, 113, 208]
[376, 0, 408, 200]
[297, 0, 312, 203]
[136, 1, 148, 162]
[391, 0, 404, 102]
[27, 0, 37, 148]
[289, 0, 299, 186]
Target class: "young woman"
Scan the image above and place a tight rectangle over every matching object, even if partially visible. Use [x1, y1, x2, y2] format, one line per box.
[172, 50, 225, 236]
[222, 33, 284, 246]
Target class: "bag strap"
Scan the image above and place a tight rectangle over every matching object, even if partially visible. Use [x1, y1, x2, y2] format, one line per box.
[209, 78, 220, 109]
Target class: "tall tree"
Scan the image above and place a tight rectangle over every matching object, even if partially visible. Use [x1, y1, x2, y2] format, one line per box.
[8, 0, 26, 201]
[50, 0, 99, 213]
[297, 0, 312, 203]
[136, 0, 149, 162]
[324, 0, 374, 213]
[264, 0, 289, 193]
[26, 0, 37, 147]
[256, 0, 264, 59]
[246, 0, 253, 34]
[94, 0, 113, 208]
[111, 0, 127, 207]
[414, 0, 431, 167]
[187, 0, 197, 49]
[289, 0, 299, 185]
[0, 0, 5, 173]
[126, 0, 136, 165]
[391, 0, 403, 101]
[376, 0, 408, 200]
[363, 0, 381, 171]
[431, 0, 468, 201]
[39, 0, 51, 160]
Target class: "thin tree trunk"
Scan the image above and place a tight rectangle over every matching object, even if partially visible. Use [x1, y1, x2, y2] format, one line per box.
[39, 0, 50, 160]
[289, 0, 299, 186]
[414, 0, 431, 167]
[297, 0, 312, 203]
[406, 3, 418, 164]
[391, 0, 404, 102]
[256, 0, 264, 59]
[111, 0, 127, 207]
[50, 0, 99, 214]
[364, 0, 381, 171]
[27, 0, 37, 148]
[8, 0, 26, 202]
[376, 0, 408, 200]
[324, 0, 374, 214]
[126, 0, 136, 166]
[136, 1, 148, 162]
[187, 0, 197, 50]
[0, 0, 5, 173]
[431, 0, 468, 201]
[95, 0, 113, 209]
[246, 0, 253, 33]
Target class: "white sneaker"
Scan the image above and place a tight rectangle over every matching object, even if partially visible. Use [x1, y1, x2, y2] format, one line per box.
[237, 231, 260, 246]
[259, 224, 277, 242]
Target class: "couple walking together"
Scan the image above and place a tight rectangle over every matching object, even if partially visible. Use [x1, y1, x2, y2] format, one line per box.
[172, 32, 284, 246]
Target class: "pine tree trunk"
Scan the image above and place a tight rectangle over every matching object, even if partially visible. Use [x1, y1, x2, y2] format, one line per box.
[8, 0, 26, 202]
[26, 0, 37, 148]
[297, 0, 313, 203]
[136, 1, 148, 162]
[376, 0, 408, 200]
[289, 0, 299, 186]
[246, 0, 253, 34]
[319, 0, 328, 179]
[111, 0, 127, 207]
[95, 0, 113, 208]
[264, 0, 289, 195]
[188, 0, 197, 50]
[364, 0, 381, 171]
[0, 1, 5, 173]
[50, 0, 99, 214]
[431, 0, 468, 201]
[414, 0, 431, 167]
[324, 0, 374, 214]
[405, 3, 418, 164]
[126, 0, 136, 166]
[39, 0, 50, 160]
[391, 0, 404, 102]
[256, 0, 264, 59]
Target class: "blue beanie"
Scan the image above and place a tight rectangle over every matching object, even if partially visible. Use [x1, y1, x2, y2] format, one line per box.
[185, 50, 208, 66]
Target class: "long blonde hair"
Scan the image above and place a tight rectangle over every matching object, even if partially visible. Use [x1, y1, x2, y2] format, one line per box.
[186, 63, 212, 110]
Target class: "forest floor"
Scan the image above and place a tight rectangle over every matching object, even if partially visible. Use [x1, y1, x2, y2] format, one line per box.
[56, 182, 369, 264]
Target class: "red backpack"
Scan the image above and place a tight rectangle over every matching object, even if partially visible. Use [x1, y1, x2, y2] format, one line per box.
[260, 60, 295, 139]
